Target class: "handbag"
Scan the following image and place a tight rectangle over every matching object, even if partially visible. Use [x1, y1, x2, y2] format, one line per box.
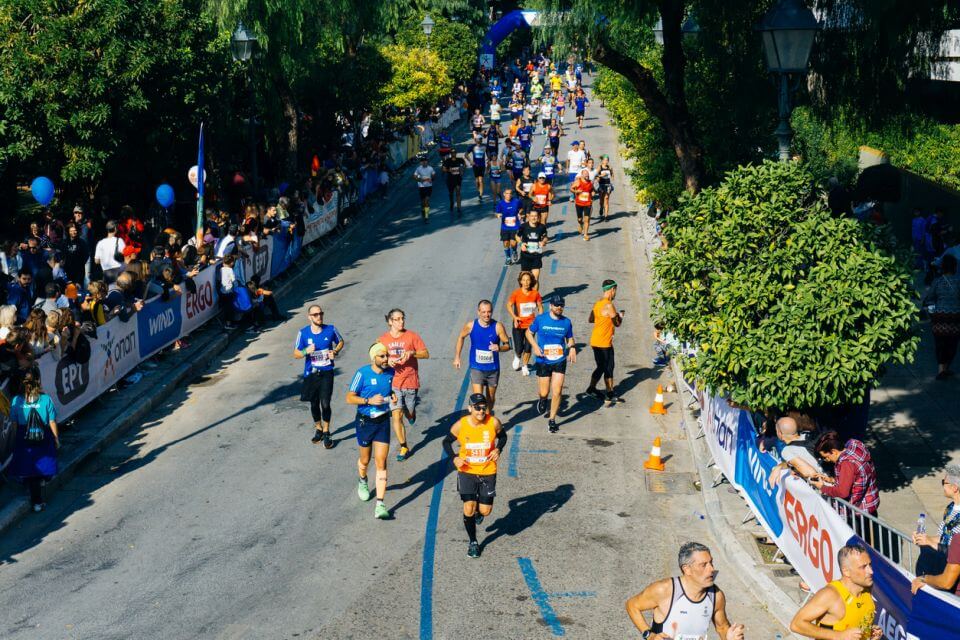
[113, 238, 123, 263]
[24, 406, 46, 442]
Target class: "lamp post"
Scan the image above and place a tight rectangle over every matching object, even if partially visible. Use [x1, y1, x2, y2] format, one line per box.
[421, 14, 435, 51]
[755, 0, 820, 162]
[653, 14, 700, 46]
[231, 22, 260, 197]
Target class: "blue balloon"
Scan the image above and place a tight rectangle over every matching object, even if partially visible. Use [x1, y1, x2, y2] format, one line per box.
[30, 176, 55, 206]
[155, 184, 175, 208]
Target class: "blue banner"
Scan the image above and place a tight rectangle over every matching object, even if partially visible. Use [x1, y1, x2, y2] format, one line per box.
[734, 410, 784, 537]
[860, 538, 912, 640]
[137, 295, 183, 358]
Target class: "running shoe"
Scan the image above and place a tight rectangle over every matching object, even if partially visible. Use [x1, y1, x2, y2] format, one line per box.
[474, 513, 484, 526]
[521, 365, 530, 376]
[397, 445, 409, 462]
[408, 412, 416, 426]
[467, 541, 481, 558]
[323, 432, 334, 449]
[586, 388, 605, 401]
[536, 397, 547, 415]
[504, 257, 512, 266]
[548, 419, 558, 433]
[512, 355, 522, 371]
[311, 429, 324, 444]
[357, 479, 371, 501]
[374, 502, 390, 519]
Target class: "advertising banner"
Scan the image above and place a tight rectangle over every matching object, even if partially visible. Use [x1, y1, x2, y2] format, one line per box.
[702, 395, 739, 481]
[303, 191, 339, 244]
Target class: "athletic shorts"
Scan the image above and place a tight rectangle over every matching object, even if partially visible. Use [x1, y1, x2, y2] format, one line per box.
[542, 118, 551, 128]
[500, 229, 519, 242]
[472, 165, 485, 178]
[458, 471, 497, 505]
[472, 126, 483, 134]
[592, 346, 615, 379]
[486, 149, 499, 160]
[355, 413, 391, 447]
[598, 183, 614, 194]
[418, 186, 432, 199]
[532, 205, 549, 217]
[521, 197, 534, 216]
[299, 369, 334, 402]
[576, 109, 585, 118]
[389, 388, 418, 413]
[512, 325, 532, 354]
[446, 176, 462, 190]
[519, 254, 543, 271]
[576, 204, 592, 221]
[536, 360, 567, 378]
[470, 368, 500, 388]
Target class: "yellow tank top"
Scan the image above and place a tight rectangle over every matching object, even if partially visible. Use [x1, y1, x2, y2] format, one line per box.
[589, 299, 614, 348]
[821, 580, 875, 631]
[457, 416, 498, 476]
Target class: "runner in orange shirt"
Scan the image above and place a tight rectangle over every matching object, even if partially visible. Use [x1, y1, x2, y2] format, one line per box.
[506, 271, 543, 377]
[587, 280, 624, 406]
[571, 168, 596, 241]
[530, 173, 555, 225]
[378, 308, 430, 461]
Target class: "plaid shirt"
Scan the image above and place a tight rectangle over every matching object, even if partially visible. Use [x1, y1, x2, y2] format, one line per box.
[836, 439, 880, 513]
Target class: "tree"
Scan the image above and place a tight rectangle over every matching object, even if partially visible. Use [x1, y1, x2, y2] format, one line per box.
[396, 15, 478, 84]
[376, 45, 454, 112]
[652, 160, 918, 411]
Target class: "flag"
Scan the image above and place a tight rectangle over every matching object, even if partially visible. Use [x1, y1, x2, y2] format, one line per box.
[197, 123, 205, 198]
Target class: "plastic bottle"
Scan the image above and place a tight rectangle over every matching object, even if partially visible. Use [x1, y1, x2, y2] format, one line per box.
[916, 513, 926, 535]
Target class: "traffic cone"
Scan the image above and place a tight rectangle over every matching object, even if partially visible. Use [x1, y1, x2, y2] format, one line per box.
[649, 384, 668, 415]
[643, 436, 666, 471]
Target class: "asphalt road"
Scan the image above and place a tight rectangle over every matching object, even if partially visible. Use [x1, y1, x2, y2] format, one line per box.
[0, 83, 787, 640]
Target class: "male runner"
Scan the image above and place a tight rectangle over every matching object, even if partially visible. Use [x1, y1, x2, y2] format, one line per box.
[526, 297, 576, 433]
[539, 97, 553, 134]
[574, 89, 590, 129]
[453, 300, 512, 413]
[566, 140, 587, 185]
[515, 165, 535, 219]
[587, 280, 624, 405]
[516, 209, 548, 286]
[413, 155, 435, 222]
[437, 128, 453, 160]
[489, 100, 502, 128]
[517, 119, 534, 160]
[467, 139, 487, 202]
[538, 146, 559, 184]
[530, 171, 555, 225]
[488, 153, 504, 202]
[495, 188, 522, 265]
[571, 167, 596, 240]
[506, 271, 543, 376]
[442, 150, 467, 215]
[442, 392, 507, 558]
[790, 542, 883, 640]
[547, 118, 562, 157]
[508, 143, 528, 185]
[345, 343, 396, 520]
[378, 308, 429, 462]
[485, 123, 501, 161]
[293, 304, 344, 448]
[626, 542, 746, 640]
[471, 108, 486, 136]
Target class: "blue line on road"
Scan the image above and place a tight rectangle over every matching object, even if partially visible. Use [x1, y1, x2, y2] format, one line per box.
[523, 449, 559, 454]
[507, 424, 523, 478]
[547, 591, 597, 599]
[420, 263, 510, 640]
[518, 557, 565, 637]
[550, 259, 558, 274]
[561, 203, 568, 216]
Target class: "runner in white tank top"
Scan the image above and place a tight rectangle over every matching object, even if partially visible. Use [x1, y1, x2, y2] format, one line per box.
[651, 577, 715, 639]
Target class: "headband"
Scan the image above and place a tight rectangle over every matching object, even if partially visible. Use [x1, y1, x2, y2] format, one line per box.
[602, 281, 618, 291]
[369, 342, 388, 361]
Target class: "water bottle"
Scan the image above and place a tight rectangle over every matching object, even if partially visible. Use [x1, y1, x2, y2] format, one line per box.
[916, 513, 926, 535]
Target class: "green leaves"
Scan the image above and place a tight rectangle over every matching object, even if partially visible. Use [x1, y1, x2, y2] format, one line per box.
[653, 160, 919, 411]
[376, 44, 453, 112]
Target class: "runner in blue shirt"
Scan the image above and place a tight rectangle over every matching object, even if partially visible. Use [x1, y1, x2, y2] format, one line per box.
[437, 129, 453, 160]
[346, 343, 396, 520]
[517, 120, 534, 159]
[293, 304, 344, 449]
[574, 89, 590, 130]
[526, 296, 576, 432]
[454, 300, 512, 413]
[468, 141, 488, 202]
[495, 189, 522, 265]
[485, 124, 500, 160]
[508, 143, 528, 184]
[539, 147, 558, 184]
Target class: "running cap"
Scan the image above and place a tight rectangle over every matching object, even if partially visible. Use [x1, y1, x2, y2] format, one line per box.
[537, 172, 547, 178]
[469, 393, 488, 408]
[570, 140, 579, 146]
[550, 296, 566, 307]
[368, 342, 389, 360]
[602, 280, 618, 291]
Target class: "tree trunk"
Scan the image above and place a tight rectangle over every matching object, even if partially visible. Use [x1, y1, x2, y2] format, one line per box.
[279, 90, 299, 179]
[591, 5, 706, 195]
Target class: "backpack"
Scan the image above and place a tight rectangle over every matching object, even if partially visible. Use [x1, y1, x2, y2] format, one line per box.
[24, 405, 46, 442]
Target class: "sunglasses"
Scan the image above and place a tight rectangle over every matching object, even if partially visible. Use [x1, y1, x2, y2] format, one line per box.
[309, 312, 323, 317]
[471, 404, 488, 411]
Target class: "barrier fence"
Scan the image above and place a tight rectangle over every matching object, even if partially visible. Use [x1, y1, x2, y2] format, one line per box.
[695, 389, 960, 639]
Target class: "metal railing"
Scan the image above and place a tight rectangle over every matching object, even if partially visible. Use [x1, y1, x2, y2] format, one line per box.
[822, 492, 916, 576]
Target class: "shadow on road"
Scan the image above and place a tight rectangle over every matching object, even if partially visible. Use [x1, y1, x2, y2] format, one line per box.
[481, 483, 575, 551]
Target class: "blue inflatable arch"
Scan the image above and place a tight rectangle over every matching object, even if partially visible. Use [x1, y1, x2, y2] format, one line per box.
[478, 10, 540, 70]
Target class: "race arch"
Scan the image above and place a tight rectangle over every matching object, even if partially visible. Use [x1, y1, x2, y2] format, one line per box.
[478, 10, 540, 71]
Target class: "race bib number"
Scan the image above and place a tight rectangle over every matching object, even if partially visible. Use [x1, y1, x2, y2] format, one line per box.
[519, 302, 537, 317]
[310, 349, 332, 368]
[576, 192, 591, 205]
[534, 194, 547, 205]
[526, 242, 541, 254]
[464, 442, 490, 464]
[543, 344, 564, 361]
[504, 216, 517, 227]
[368, 406, 387, 418]
[475, 349, 495, 364]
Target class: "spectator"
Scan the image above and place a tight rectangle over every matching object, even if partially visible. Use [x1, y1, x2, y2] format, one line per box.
[38, 282, 60, 314]
[9, 371, 59, 512]
[105, 271, 145, 321]
[57, 309, 90, 363]
[811, 431, 880, 515]
[44, 310, 62, 357]
[41, 208, 65, 246]
[20, 237, 46, 277]
[80, 280, 108, 326]
[246, 278, 282, 324]
[118, 205, 145, 256]
[94, 220, 126, 284]
[215, 224, 238, 258]
[0, 240, 22, 277]
[154, 265, 182, 302]
[922, 253, 960, 380]
[261, 205, 280, 236]
[766, 416, 824, 486]
[21, 309, 49, 356]
[912, 531, 960, 595]
[24, 221, 50, 249]
[62, 222, 90, 286]
[913, 464, 960, 576]
[7, 270, 34, 322]
[0, 304, 16, 341]
[219, 254, 238, 328]
[72, 205, 94, 247]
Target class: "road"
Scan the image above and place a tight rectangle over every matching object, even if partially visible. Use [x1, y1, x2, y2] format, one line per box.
[0, 83, 787, 639]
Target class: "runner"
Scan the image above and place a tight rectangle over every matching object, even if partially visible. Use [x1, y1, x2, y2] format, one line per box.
[345, 343, 396, 520]
[506, 271, 543, 376]
[509, 97, 524, 122]
[378, 309, 429, 462]
[508, 141, 528, 185]
[468, 138, 487, 202]
[574, 88, 590, 129]
[489, 77, 502, 102]
[555, 93, 566, 127]
[539, 96, 553, 134]
[437, 128, 453, 160]
[549, 70, 563, 94]
[495, 188, 522, 265]
[515, 166, 535, 219]
[530, 171, 555, 226]
[293, 304, 344, 449]
[442, 392, 507, 558]
[488, 153, 504, 202]
[547, 118, 562, 157]
[571, 168, 596, 241]
[517, 209, 548, 287]
[526, 296, 576, 433]
[471, 108, 486, 137]
[517, 118, 534, 159]
[789, 542, 883, 640]
[413, 154, 435, 223]
[597, 155, 615, 220]
[626, 542, 746, 640]
[566, 140, 586, 186]
[538, 146, 559, 184]
[524, 100, 539, 131]
[489, 99, 502, 128]
[453, 300, 512, 413]
[441, 150, 467, 216]
[485, 123, 501, 161]
[586, 280, 624, 406]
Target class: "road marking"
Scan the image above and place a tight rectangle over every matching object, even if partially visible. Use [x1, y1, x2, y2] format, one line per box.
[550, 258, 558, 274]
[508, 425, 558, 478]
[561, 203, 568, 216]
[547, 591, 597, 599]
[420, 263, 510, 640]
[518, 557, 565, 637]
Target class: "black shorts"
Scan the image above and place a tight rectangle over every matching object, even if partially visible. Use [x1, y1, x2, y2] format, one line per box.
[418, 186, 432, 199]
[300, 369, 334, 402]
[458, 471, 497, 505]
[542, 118, 551, 128]
[472, 126, 483, 134]
[500, 229, 519, 242]
[446, 176, 462, 190]
[472, 165, 485, 178]
[487, 149, 499, 160]
[532, 205, 549, 217]
[512, 326, 531, 354]
[536, 360, 568, 378]
[598, 183, 614, 194]
[576, 204, 592, 221]
[519, 254, 543, 271]
[592, 346, 615, 379]
[576, 109, 585, 118]
[355, 413, 391, 447]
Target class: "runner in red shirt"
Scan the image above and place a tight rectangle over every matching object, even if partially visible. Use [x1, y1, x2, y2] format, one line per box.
[571, 168, 596, 241]
[378, 308, 430, 461]
[505, 271, 543, 377]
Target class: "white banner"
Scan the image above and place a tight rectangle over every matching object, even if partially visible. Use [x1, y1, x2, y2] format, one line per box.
[702, 394, 738, 481]
[303, 191, 339, 244]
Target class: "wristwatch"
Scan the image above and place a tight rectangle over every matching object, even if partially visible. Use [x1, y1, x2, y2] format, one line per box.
[641, 631, 651, 639]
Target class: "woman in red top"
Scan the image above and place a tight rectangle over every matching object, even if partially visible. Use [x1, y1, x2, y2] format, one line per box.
[571, 168, 596, 241]
[811, 431, 880, 514]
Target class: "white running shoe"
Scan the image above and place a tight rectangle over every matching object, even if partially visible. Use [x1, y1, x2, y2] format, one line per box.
[512, 356, 521, 371]
[522, 365, 530, 376]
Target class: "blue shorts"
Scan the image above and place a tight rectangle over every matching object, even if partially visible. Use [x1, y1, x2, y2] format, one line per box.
[355, 413, 391, 447]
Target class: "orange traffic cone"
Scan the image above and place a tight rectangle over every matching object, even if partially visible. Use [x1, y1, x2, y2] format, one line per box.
[649, 384, 668, 415]
[643, 436, 666, 471]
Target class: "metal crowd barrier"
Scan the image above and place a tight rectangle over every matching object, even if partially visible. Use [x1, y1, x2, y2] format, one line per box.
[823, 492, 915, 576]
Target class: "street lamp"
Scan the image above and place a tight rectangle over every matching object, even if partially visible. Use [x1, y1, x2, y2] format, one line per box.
[231, 22, 259, 197]
[756, 0, 821, 161]
[653, 14, 700, 46]
[421, 14, 435, 50]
